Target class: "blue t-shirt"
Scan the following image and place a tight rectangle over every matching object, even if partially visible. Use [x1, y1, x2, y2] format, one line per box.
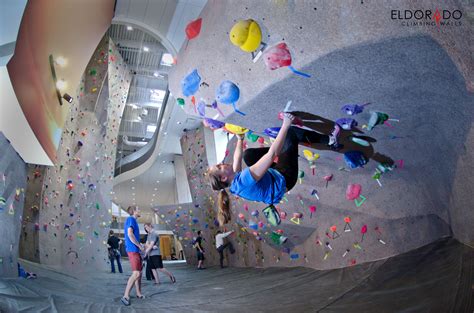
[230, 168, 286, 204]
[124, 216, 140, 253]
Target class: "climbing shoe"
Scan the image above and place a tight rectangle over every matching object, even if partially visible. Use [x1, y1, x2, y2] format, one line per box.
[263, 205, 281, 226]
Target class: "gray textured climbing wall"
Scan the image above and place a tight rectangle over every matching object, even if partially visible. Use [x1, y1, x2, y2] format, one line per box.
[165, 0, 474, 269]
[38, 36, 131, 272]
[19, 165, 46, 263]
[0, 132, 27, 277]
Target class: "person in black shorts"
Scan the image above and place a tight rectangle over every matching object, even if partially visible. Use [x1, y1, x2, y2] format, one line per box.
[195, 231, 205, 269]
[144, 223, 176, 284]
[107, 230, 123, 273]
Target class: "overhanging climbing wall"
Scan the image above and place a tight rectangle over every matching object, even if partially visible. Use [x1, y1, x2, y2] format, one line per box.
[0, 132, 27, 277]
[166, 0, 474, 269]
[38, 36, 131, 271]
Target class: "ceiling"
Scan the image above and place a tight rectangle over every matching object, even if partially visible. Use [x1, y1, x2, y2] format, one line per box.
[106, 23, 171, 158]
[110, 0, 207, 211]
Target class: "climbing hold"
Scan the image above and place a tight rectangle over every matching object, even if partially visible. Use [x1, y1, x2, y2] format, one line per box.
[177, 98, 185, 107]
[346, 184, 362, 200]
[262, 42, 310, 77]
[323, 174, 333, 188]
[215, 80, 245, 115]
[181, 69, 201, 97]
[203, 118, 225, 130]
[309, 205, 316, 218]
[360, 225, 368, 242]
[185, 18, 202, 41]
[344, 217, 352, 232]
[264, 127, 280, 138]
[367, 111, 389, 131]
[229, 19, 262, 52]
[224, 123, 248, 135]
[341, 103, 370, 116]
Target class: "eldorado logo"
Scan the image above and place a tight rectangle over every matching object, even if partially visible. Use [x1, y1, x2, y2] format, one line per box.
[391, 9, 462, 27]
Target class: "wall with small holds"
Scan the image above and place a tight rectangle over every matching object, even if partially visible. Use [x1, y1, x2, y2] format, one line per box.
[0, 132, 27, 277]
[38, 36, 131, 272]
[167, 0, 473, 268]
[154, 124, 456, 270]
[19, 165, 46, 263]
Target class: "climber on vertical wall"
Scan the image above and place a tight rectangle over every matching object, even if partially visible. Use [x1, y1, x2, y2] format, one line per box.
[206, 113, 341, 226]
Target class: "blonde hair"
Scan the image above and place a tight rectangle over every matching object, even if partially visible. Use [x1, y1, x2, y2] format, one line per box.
[206, 167, 231, 226]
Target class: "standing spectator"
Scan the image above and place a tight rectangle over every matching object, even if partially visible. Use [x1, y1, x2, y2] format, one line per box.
[144, 223, 176, 284]
[121, 206, 145, 306]
[215, 230, 235, 268]
[195, 231, 205, 269]
[107, 230, 123, 273]
[175, 238, 184, 260]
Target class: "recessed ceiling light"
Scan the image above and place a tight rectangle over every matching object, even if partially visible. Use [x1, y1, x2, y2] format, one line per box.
[143, 46, 149, 52]
[127, 25, 133, 31]
[159, 171, 163, 174]
[162, 160, 166, 163]
[132, 187, 135, 190]
[156, 180, 159, 183]
[152, 194, 155, 197]
[154, 188, 158, 191]
[132, 193, 135, 196]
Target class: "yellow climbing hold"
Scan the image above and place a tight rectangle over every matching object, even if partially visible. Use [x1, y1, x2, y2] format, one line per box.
[229, 19, 262, 52]
[224, 123, 249, 135]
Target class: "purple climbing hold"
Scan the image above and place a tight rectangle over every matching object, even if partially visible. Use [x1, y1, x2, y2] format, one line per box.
[264, 127, 281, 138]
[336, 118, 358, 130]
[341, 102, 370, 116]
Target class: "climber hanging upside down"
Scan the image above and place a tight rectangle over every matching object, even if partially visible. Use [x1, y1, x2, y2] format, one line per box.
[206, 112, 341, 227]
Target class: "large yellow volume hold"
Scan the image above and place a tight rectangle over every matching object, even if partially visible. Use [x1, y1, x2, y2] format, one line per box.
[224, 123, 249, 135]
[229, 19, 262, 52]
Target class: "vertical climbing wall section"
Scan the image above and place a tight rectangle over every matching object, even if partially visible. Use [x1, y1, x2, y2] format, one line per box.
[0, 132, 27, 277]
[38, 36, 131, 272]
[19, 165, 46, 263]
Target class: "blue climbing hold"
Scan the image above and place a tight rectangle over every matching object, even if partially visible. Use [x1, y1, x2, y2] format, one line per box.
[181, 69, 201, 97]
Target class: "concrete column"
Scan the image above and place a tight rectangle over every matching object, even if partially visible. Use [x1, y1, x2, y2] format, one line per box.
[173, 154, 192, 203]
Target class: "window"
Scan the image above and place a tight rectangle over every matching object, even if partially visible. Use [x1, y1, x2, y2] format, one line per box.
[150, 89, 166, 102]
[160, 53, 174, 66]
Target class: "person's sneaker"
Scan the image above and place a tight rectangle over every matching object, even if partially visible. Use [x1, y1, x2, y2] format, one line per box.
[121, 297, 130, 306]
[328, 124, 341, 146]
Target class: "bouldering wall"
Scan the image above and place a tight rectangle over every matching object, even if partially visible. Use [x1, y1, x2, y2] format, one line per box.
[0, 132, 27, 277]
[19, 165, 46, 263]
[38, 36, 131, 272]
[166, 0, 474, 269]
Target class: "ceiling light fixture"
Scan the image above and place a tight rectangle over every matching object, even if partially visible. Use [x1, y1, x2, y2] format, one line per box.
[143, 46, 149, 52]
[62, 93, 73, 103]
[56, 79, 67, 91]
[55, 56, 67, 67]
[127, 25, 133, 31]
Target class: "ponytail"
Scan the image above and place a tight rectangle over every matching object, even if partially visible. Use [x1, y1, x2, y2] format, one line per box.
[217, 189, 231, 226]
[206, 167, 232, 226]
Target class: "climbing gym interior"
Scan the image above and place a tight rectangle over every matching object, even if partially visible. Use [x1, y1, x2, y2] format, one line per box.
[0, 0, 473, 312]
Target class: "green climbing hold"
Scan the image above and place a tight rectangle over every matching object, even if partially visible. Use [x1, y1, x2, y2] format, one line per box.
[96, 203, 100, 210]
[177, 98, 185, 106]
[246, 131, 259, 142]
[89, 68, 97, 76]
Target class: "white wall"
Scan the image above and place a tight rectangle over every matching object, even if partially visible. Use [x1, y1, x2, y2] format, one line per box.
[174, 154, 192, 203]
[0, 67, 53, 165]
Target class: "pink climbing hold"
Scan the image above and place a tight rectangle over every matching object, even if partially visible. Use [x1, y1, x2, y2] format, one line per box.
[263, 42, 292, 70]
[346, 184, 362, 200]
